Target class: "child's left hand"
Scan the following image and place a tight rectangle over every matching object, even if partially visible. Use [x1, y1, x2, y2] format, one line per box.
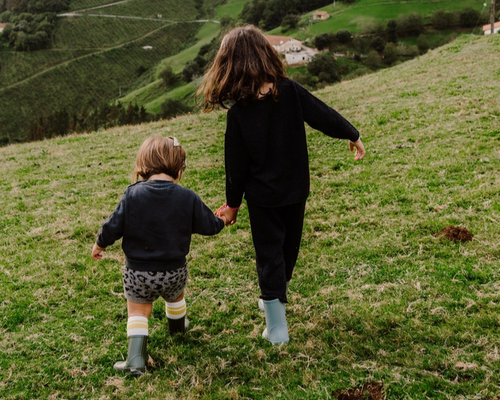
[214, 203, 238, 226]
[91, 243, 106, 260]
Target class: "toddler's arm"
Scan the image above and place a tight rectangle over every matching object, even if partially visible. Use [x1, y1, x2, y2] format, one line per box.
[91, 243, 106, 260]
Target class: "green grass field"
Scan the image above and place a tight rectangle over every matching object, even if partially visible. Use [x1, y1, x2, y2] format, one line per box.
[270, 0, 487, 37]
[1, 34, 499, 399]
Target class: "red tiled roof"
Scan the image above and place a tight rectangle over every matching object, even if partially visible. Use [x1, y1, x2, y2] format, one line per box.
[483, 21, 500, 31]
[266, 35, 294, 46]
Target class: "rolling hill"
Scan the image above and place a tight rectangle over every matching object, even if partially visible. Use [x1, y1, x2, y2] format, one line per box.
[0, 0, 491, 144]
[0, 33, 499, 399]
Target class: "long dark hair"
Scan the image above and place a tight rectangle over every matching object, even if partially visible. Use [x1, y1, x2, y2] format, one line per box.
[197, 25, 287, 112]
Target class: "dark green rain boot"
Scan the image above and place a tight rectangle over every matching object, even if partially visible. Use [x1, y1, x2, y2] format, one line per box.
[114, 335, 148, 376]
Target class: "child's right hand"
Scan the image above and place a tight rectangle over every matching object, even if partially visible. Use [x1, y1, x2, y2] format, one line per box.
[349, 139, 366, 161]
[91, 243, 106, 260]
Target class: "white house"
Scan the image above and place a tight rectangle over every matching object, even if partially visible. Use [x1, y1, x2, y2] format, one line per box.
[284, 46, 319, 65]
[266, 35, 302, 53]
[483, 21, 500, 35]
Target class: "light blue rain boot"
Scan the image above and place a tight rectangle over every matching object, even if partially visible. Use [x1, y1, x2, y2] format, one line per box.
[259, 282, 289, 311]
[262, 299, 289, 345]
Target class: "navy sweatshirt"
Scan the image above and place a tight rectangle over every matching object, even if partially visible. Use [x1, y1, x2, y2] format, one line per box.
[225, 78, 360, 208]
[96, 180, 224, 271]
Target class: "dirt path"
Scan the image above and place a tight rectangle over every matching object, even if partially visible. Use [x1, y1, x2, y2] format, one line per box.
[59, 0, 132, 16]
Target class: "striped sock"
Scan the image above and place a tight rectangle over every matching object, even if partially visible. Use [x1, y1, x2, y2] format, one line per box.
[127, 316, 148, 337]
[166, 299, 187, 334]
[166, 299, 186, 320]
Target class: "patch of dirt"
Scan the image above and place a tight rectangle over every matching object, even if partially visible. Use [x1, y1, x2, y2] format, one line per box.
[333, 381, 385, 400]
[435, 226, 473, 242]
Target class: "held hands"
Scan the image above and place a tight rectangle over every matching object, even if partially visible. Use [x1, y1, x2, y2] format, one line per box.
[91, 243, 106, 260]
[215, 203, 239, 226]
[349, 139, 366, 161]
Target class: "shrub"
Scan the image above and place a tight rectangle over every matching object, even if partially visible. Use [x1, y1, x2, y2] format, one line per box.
[431, 10, 457, 30]
[397, 13, 425, 36]
[159, 99, 193, 120]
[182, 60, 202, 82]
[159, 66, 177, 88]
[336, 29, 352, 44]
[397, 43, 419, 58]
[459, 8, 481, 28]
[365, 50, 382, 69]
[281, 14, 300, 31]
[313, 32, 335, 51]
[386, 19, 398, 43]
[371, 36, 386, 53]
[383, 42, 399, 65]
[417, 34, 430, 54]
[307, 52, 340, 84]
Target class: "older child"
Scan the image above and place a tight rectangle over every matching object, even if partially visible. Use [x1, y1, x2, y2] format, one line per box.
[92, 136, 227, 375]
[198, 25, 366, 345]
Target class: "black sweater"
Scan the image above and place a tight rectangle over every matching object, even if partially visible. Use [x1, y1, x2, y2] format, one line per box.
[225, 78, 360, 208]
[96, 180, 224, 271]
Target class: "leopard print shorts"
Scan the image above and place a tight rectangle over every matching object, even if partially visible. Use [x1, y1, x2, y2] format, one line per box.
[122, 264, 188, 303]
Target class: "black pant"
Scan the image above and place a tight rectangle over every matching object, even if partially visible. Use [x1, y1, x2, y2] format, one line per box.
[247, 201, 306, 303]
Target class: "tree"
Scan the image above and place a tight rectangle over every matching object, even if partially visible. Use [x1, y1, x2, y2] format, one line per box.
[313, 32, 335, 51]
[386, 19, 398, 43]
[397, 13, 425, 36]
[336, 29, 351, 44]
[365, 50, 382, 69]
[383, 43, 399, 65]
[371, 36, 386, 53]
[307, 52, 340, 84]
[431, 10, 456, 30]
[281, 14, 300, 31]
[159, 65, 177, 88]
[182, 60, 201, 82]
[417, 34, 429, 54]
[459, 8, 481, 28]
[159, 99, 192, 120]
[220, 14, 234, 28]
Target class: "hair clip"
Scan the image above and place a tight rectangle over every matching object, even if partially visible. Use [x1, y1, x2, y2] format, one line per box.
[168, 136, 180, 146]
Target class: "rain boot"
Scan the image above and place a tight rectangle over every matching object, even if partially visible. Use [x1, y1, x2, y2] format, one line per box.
[262, 299, 289, 345]
[114, 335, 147, 376]
[259, 281, 289, 311]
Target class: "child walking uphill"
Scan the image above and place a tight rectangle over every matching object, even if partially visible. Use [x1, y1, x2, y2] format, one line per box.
[198, 25, 366, 345]
[91, 136, 227, 375]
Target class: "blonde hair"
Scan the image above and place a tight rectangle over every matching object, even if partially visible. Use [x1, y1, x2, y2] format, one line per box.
[197, 25, 287, 112]
[133, 136, 186, 182]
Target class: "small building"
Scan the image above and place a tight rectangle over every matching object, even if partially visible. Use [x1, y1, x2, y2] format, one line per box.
[266, 35, 302, 53]
[0, 23, 7, 33]
[483, 21, 500, 35]
[284, 46, 319, 65]
[142, 45, 153, 50]
[313, 11, 330, 21]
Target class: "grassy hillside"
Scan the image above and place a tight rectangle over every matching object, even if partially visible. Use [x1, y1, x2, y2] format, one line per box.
[0, 21, 200, 142]
[120, 0, 251, 112]
[269, 0, 487, 37]
[1, 34, 499, 399]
